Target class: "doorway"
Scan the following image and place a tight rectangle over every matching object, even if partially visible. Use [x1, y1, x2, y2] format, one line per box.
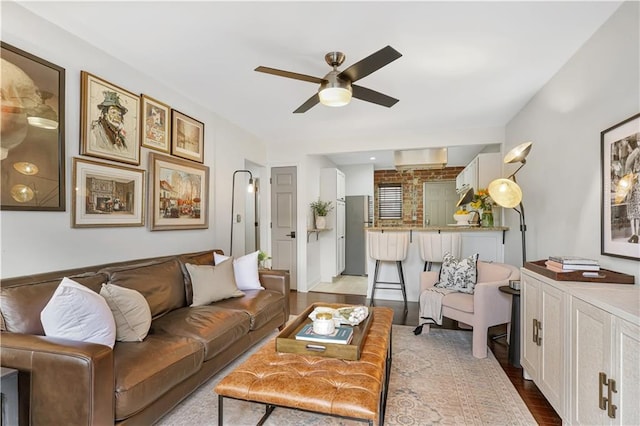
[423, 181, 458, 226]
[270, 166, 297, 290]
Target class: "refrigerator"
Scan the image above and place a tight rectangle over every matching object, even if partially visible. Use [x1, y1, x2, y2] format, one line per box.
[343, 195, 372, 276]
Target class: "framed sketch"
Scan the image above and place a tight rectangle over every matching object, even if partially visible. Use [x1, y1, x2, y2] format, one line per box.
[601, 112, 640, 260]
[140, 94, 170, 153]
[80, 71, 141, 165]
[72, 157, 145, 228]
[171, 110, 204, 163]
[149, 152, 209, 231]
[1, 42, 65, 211]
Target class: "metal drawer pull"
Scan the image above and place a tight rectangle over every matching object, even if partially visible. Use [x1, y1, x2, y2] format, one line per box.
[305, 344, 326, 352]
[599, 372, 608, 410]
[536, 320, 542, 346]
[607, 378, 617, 419]
[533, 319, 538, 343]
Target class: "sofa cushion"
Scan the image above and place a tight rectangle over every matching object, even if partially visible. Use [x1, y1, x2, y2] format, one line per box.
[101, 258, 186, 319]
[213, 289, 286, 330]
[100, 283, 152, 342]
[113, 333, 204, 421]
[150, 306, 250, 360]
[214, 251, 264, 291]
[185, 260, 244, 306]
[0, 272, 108, 334]
[41, 277, 116, 348]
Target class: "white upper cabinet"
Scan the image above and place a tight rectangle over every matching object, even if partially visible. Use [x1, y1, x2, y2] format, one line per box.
[456, 152, 501, 193]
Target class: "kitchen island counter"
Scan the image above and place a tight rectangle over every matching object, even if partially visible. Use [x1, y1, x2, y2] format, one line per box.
[365, 226, 510, 303]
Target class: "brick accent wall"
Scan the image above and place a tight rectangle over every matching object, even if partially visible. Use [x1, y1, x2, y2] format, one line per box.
[373, 167, 464, 226]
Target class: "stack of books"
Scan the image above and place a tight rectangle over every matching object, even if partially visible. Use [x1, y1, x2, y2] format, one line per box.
[295, 323, 354, 345]
[545, 256, 600, 272]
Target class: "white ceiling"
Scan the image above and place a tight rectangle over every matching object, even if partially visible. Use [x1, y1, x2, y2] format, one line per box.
[18, 1, 621, 168]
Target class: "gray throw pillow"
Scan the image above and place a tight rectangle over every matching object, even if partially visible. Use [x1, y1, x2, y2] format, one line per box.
[186, 259, 245, 306]
[435, 252, 479, 294]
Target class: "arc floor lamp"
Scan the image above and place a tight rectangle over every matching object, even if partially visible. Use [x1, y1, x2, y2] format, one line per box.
[488, 142, 533, 266]
[230, 169, 254, 256]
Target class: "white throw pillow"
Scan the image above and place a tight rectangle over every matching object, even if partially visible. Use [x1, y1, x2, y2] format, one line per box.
[186, 259, 245, 306]
[435, 252, 479, 294]
[100, 283, 152, 342]
[41, 277, 116, 348]
[214, 251, 264, 291]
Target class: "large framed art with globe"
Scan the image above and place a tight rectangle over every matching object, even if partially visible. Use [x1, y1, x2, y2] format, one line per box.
[1, 42, 65, 211]
[601, 113, 640, 260]
[80, 71, 141, 165]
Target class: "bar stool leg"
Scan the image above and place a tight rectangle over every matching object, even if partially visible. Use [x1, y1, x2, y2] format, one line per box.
[396, 261, 408, 312]
[369, 259, 380, 306]
[423, 261, 432, 272]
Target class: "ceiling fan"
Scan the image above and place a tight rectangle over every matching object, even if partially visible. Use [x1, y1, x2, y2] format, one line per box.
[255, 45, 402, 113]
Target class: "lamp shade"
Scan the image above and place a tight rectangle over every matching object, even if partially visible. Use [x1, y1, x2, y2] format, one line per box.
[488, 178, 522, 208]
[504, 141, 533, 164]
[318, 70, 352, 107]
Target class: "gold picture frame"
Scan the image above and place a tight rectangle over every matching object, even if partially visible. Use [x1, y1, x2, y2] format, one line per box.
[1, 42, 65, 211]
[80, 71, 141, 165]
[171, 110, 204, 163]
[140, 94, 171, 153]
[72, 157, 145, 228]
[149, 152, 209, 231]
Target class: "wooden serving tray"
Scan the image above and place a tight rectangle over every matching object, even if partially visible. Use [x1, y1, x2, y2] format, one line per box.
[276, 303, 374, 360]
[525, 260, 634, 284]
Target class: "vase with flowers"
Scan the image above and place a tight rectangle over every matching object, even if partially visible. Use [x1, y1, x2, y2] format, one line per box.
[470, 188, 495, 227]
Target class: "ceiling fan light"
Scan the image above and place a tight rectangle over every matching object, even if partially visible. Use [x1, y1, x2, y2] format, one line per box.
[319, 87, 352, 107]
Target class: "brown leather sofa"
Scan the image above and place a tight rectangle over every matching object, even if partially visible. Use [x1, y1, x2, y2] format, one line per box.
[0, 249, 290, 425]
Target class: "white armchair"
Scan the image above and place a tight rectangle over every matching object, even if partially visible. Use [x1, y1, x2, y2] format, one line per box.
[417, 261, 520, 358]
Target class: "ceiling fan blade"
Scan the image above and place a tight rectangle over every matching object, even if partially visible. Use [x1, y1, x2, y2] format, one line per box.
[338, 46, 402, 83]
[293, 93, 320, 113]
[255, 66, 324, 84]
[351, 85, 399, 108]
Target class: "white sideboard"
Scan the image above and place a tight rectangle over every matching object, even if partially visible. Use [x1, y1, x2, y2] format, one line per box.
[521, 268, 640, 425]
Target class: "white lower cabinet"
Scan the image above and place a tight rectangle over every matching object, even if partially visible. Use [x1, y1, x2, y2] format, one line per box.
[521, 272, 566, 417]
[571, 297, 640, 425]
[521, 269, 640, 425]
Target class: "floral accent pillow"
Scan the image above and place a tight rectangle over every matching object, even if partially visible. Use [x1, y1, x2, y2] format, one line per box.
[435, 252, 479, 294]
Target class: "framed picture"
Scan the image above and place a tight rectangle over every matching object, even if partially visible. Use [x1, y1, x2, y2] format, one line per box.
[140, 94, 170, 153]
[72, 157, 145, 228]
[149, 152, 209, 231]
[1, 42, 65, 211]
[601, 113, 640, 260]
[171, 110, 204, 163]
[80, 71, 141, 165]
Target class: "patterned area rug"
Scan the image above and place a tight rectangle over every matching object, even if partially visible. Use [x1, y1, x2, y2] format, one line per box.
[157, 326, 536, 425]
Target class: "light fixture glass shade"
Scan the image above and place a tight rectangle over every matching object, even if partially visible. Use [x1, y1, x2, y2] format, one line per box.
[488, 178, 522, 208]
[319, 87, 352, 107]
[11, 184, 35, 203]
[247, 178, 254, 193]
[13, 162, 39, 175]
[504, 141, 533, 164]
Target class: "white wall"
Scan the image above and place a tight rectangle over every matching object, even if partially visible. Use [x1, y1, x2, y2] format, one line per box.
[342, 164, 374, 197]
[504, 1, 639, 282]
[0, 3, 266, 277]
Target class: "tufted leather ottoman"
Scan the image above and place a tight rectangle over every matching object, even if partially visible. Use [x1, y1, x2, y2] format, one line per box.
[214, 307, 394, 425]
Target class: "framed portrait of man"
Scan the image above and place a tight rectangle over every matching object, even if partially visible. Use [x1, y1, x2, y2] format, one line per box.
[80, 71, 141, 165]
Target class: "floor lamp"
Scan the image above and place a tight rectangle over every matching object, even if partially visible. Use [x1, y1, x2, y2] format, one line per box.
[488, 142, 533, 267]
[230, 169, 254, 256]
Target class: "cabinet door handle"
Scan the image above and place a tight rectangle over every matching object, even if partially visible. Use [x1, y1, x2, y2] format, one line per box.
[599, 372, 608, 411]
[607, 378, 617, 419]
[536, 320, 542, 346]
[532, 319, 538, 343]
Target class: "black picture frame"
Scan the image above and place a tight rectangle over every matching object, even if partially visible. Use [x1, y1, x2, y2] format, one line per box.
[1, 42, 65, 211]
[601, 113, 640, 260]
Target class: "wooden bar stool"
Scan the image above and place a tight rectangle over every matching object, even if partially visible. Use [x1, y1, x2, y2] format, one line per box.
[368, 231, 409, 312]
[418, 232, 461, 271]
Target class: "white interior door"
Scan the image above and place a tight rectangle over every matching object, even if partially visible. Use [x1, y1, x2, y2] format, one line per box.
[423, 181, 458, 226]
[270, 166, 297, 290]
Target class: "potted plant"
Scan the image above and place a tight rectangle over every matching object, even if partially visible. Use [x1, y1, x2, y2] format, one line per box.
[257, 250, 271, 269]
[310, 199, 333, 229]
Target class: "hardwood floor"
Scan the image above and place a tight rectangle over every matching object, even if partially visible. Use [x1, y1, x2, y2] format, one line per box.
[289, 290, 562, 426]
